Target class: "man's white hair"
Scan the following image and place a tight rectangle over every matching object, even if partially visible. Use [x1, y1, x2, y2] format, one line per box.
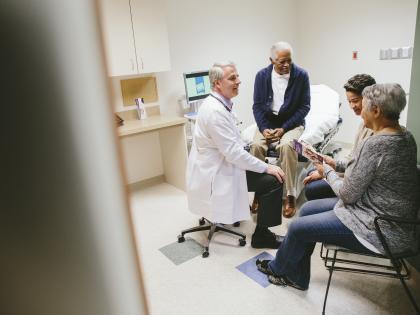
[270, 41, 293, 60]
[209, 61, 236, 90]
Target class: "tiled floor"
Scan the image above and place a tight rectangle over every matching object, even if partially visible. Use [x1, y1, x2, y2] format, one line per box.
[130, 182, 420, 315]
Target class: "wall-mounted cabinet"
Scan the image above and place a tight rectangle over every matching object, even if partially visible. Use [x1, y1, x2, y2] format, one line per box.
[99, 0, 171, 76]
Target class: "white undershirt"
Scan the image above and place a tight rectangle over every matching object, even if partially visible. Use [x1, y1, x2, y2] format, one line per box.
[355, 234, 380, 254]
[271, 69, 289, 114]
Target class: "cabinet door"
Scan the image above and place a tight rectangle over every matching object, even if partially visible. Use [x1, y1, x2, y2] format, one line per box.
[130, 0, 171, 73]
[99, 0, 138, 76]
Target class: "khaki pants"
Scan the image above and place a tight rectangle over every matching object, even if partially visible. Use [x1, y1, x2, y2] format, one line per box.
[249, 126, 304, 197]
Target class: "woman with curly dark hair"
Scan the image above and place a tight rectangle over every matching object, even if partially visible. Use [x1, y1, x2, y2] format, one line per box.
[303, 74, 376, 201]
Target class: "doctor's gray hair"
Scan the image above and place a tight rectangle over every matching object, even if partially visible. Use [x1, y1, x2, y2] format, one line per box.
[270, 41, 293, 60]
[209, 61, 236, 90]
[362, 83, 407, 121]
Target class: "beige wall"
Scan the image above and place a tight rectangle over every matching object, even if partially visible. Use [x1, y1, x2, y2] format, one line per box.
[296, 0, 418, 143]
[156, 0, 298, 128]
[113, 0, 418, 145]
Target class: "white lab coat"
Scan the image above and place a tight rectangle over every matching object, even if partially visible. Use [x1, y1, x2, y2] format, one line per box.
[186, 94, 267, 224]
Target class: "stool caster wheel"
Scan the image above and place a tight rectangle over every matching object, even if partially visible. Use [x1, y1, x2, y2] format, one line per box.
[239, 238, 246, 246]
[233, 221, 240, 227]
[202, 251, 209, 258]
[199, 218, 206, 226]
[178, 235, 185, 243]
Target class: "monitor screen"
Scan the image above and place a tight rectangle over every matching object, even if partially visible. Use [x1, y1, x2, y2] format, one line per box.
[183, 71, 211, 103]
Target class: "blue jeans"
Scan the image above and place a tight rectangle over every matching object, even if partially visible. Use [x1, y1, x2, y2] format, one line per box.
[304, 169, 336, 200]
[268, 198, 373, 290]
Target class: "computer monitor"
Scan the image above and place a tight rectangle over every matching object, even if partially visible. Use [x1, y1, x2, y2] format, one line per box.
[183, 70, 211, 103]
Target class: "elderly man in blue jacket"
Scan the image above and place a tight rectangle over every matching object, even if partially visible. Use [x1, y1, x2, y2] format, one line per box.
[250, 42, 310, 218]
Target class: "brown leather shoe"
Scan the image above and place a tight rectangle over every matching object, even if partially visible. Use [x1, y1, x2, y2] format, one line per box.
[283, 195, 296, 218]
[250, 196, 259, 214]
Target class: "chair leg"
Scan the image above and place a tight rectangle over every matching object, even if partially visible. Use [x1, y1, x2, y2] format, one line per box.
[202, 224, 217, 257]
[400, 259, 411, 279]
[179, 219, 246, 258]
[399, 277, 420, 315]
[320, 243, 325, 259]
[215, 224, 246, 239]
[179, 225, 211, 236]
[324, 249, 330, 268]
[391, 259, 420, 314]
[322, 250, 337, 315]
[178, 223, 211, 244]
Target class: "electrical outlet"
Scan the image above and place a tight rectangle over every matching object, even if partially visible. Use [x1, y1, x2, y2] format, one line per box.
[379, 46, 413, 60]
[409, 46, 414, 58]
[401, 46, 413, 59]
[379, 49, 388, 60]
[391, 48, 399, 59]
[401, 46, 410, 58]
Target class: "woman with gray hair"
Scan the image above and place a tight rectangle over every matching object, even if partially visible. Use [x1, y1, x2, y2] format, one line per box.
[256, 83, 418, 291]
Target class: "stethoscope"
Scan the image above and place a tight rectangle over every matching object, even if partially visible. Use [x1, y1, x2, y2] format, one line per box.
[210, 94, 242, 127]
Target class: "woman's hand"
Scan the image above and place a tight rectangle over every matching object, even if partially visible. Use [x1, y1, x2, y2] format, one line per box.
[323, 155, 336, 169]
[303, 170, 322, 185]
[314, 162, 325, 178]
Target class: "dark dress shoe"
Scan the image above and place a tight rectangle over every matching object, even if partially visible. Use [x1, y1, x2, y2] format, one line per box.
[251, 230, 282, 249]
[283, 195, 296, 218]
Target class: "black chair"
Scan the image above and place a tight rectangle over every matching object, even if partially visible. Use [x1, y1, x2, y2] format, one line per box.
[321, 168, 420, 314]
[178, 218, 245, 258]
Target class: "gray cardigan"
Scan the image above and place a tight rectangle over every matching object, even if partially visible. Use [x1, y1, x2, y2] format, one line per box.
[325, 131, 418, 254]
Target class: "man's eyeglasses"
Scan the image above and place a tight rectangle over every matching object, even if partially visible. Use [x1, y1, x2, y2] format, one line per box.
[272, 58, 292, 66]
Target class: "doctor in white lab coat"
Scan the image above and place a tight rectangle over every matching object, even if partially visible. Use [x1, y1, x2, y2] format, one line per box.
[187, 61, 285, 249]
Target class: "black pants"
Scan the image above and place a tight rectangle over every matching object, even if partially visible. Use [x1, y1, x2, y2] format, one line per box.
[246, 171, 283, 227]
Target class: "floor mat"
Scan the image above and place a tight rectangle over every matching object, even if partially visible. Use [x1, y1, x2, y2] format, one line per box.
[159, 237, 203, 265]
[236, 251, 275, 288]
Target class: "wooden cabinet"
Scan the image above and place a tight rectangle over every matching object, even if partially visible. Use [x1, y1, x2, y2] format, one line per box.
[99, 0, 171, 76]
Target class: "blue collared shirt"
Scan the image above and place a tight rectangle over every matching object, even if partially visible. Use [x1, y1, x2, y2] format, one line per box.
[210, 91, 233, 112]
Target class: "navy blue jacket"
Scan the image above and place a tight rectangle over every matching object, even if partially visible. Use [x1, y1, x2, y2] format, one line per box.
[253, 63, 310, 133]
